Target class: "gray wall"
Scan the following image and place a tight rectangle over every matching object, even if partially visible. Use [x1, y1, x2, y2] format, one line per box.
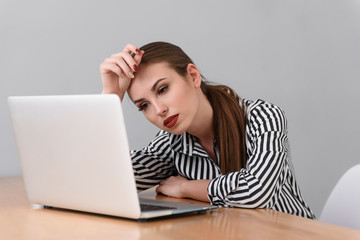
[1, 0, 359, 217]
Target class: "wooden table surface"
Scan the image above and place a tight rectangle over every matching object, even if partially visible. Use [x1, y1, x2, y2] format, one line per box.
[1, 177, 360, 240]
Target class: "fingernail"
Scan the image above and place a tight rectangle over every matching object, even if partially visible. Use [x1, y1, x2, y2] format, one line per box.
[133, 64, 138, 72]
[128, 71, 135, 78]
[136, 48, 141, 54]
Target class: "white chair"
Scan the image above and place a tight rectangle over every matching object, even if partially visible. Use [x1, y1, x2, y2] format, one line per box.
[319, 164, 360, 230]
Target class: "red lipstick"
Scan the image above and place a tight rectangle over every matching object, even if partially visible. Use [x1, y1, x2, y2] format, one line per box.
[163, 114, 179, 128]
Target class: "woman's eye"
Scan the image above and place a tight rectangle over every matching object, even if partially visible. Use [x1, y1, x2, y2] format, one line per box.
[138, 103, 149, 111]
[158, 86, 168, 95]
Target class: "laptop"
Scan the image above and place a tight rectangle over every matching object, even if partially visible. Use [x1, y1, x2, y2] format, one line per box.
[8, 94, 218, 221]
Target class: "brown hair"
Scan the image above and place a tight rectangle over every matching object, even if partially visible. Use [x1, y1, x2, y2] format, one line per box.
[139, 42, 247, 174]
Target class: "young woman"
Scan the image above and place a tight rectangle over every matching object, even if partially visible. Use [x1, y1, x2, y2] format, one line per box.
[100, 42, 316, 219]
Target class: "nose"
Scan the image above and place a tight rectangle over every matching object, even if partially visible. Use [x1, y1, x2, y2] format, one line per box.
[153, 100, 168, 116]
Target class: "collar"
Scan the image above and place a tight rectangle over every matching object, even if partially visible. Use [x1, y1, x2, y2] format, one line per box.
[171, 132, 210, 158]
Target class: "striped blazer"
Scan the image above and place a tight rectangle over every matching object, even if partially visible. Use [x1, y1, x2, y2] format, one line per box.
[130, 99, 315, 219]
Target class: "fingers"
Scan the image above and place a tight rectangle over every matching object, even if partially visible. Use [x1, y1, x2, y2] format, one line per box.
[155, 185, 161, 194]
[100, 61, 124, 78]
[156, 179, 167, 194]
[122, 43, 145, 66]
[104, 46, 144, 79]
[100, 43, 145, 99]
[133, 50, 145, 66]
[123, 43, 138, 53]
[156, 184, 169, 197]
[104, 55, 134, 79]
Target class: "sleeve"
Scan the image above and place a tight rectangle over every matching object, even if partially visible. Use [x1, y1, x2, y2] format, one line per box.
[207, 101, 289, 208]
[131, 131, 177, 191]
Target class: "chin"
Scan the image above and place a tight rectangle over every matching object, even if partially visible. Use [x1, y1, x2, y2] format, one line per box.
[162, 126, 186, 136]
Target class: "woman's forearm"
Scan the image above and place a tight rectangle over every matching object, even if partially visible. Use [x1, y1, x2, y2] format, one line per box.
[181, 179, 211, 203]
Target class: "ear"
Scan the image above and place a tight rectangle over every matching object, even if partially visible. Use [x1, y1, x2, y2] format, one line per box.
[186, 64, 202, 88]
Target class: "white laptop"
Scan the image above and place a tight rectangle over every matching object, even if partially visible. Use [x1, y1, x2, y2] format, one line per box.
[8, 94, 218, 221]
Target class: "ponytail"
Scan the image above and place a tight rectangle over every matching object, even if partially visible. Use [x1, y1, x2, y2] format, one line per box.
[201, 81, 247, 174]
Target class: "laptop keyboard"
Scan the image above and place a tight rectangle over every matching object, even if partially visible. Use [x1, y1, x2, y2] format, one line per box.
[140, 203, 177, 212]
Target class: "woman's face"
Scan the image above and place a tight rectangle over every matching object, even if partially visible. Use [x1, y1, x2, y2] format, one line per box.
[127, 62, 202, 135]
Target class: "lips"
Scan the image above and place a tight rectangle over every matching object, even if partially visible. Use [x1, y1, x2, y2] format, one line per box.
[163, 114, 179, 128]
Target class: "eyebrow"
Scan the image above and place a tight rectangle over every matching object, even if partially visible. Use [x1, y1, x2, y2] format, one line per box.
[133, 78, 167, 104]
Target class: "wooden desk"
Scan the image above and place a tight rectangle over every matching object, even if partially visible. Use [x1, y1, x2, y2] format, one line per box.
[1, 177, 360, 240]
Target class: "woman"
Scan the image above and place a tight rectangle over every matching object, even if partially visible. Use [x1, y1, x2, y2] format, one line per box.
[100, 42, 315, 219]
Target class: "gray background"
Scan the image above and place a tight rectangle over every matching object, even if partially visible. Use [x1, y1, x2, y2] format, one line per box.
[1, 0, 359, 217]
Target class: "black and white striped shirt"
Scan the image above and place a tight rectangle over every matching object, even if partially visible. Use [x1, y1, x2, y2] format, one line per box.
[131, 99, 315, 219]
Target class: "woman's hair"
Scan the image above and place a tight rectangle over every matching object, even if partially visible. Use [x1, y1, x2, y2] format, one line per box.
[139, 42, 247, 174]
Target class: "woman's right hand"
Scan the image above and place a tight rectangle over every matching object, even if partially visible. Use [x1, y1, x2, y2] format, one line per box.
[100, 43, 144, 101]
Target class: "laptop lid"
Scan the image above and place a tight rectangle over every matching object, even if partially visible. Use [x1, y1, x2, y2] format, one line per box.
[8, 94, 217, 220]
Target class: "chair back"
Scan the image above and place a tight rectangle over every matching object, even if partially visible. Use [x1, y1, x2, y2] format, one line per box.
[319, 164, 360, 230]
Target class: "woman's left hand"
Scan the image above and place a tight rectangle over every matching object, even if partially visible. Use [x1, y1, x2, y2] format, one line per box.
[156, 176, 211, 202]
[156, 176, 188, 198]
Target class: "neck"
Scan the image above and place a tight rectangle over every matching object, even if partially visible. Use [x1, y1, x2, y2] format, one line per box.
[187, 91, 214, 144]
